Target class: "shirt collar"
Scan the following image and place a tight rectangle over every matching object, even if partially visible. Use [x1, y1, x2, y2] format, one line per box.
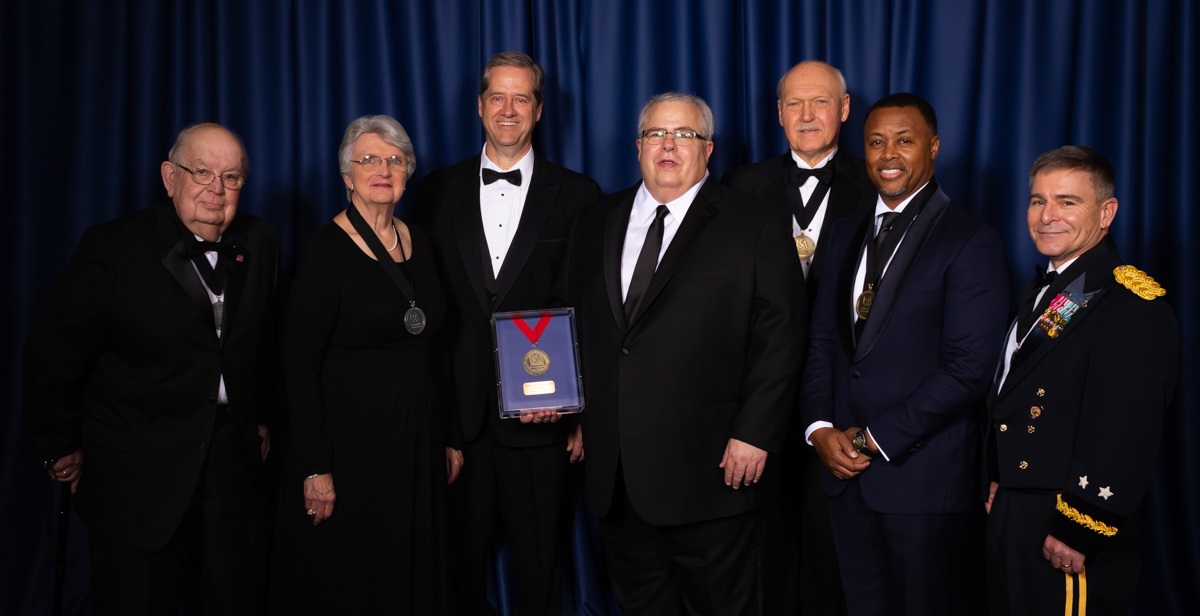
[480, 144, 535, 177]
[874, 180, 931, 217]
[634, 171, 710, 224]
[790, 147, 838, 170]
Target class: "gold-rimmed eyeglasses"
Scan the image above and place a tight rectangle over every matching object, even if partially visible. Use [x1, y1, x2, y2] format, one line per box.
[177, 164, 246, 190]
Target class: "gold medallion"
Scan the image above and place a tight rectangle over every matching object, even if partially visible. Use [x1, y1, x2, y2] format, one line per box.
[855, 285, 876, 320]
[794, 234, 816, 260]
[522, 348, 551, 376]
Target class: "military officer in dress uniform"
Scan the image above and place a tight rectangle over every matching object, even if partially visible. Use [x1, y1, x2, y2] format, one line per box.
[986, 146, 1179, 616]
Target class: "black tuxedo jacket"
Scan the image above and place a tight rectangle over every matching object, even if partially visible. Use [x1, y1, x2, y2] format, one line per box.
[723, 149, 873, 304]
[566, 179, 805, 525]
[24, 202, 280, 551]
[413, 153, 601, 448]
[988, 237, 1178, 556]
[799, 184, 1009, 514]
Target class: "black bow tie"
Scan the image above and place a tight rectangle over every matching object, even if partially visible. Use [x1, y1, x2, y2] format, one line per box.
[1033, 265, 1058, 288]
[482, 168, 522, 186]
[788, 164, 833, 187]
[186, 238, 238, 259]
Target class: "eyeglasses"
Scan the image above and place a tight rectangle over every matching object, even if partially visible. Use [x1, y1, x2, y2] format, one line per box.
[351, 155, 406, 170]
[177, 164, 246, 190]
[640, 129, 707, 145]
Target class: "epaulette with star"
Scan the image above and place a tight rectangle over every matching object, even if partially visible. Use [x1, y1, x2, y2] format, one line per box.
[1113, 265, 1166, 300]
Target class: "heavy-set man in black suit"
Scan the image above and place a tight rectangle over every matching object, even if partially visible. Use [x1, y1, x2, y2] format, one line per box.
[566, 92, 804, 615]
[723, 60, 872, 616]
[986, 146, 1178, 616]
[800, 94, 1009, 615]
[24, 123, 279, 615]
[411, 51, 600, 616]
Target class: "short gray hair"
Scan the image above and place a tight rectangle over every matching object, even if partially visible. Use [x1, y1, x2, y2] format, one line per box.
[337, 115, 417, 202]
[1029, 146, 1116, 202]
[637, 92, 715, 141]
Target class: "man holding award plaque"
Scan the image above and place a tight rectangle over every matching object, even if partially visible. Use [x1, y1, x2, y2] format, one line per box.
[412, 52, 600, 615]
[798, 93, 1009, 614]
[566, 92, 804, 614]
[723, 60, 874, 616]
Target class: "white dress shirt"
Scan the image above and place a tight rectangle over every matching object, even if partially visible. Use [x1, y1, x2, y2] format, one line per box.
[619, 172, 709, 300]
[191, 234, 228, 404]
[790, 148, 837, 278]
[996, 255, 1081, 390]
[479, 145, 535, 277]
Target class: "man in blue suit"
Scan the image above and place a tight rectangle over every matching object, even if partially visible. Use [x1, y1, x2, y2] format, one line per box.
[799, 93, 1009, 615]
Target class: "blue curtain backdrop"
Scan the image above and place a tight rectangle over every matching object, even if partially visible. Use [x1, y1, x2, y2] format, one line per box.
[3, 1, 1196, 613]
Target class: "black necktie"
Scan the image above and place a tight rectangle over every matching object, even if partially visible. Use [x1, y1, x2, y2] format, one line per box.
[788, 164, 834, 187]
[1017, 266, 1058, 334]
[186, 239, 237, 295]
[874, 211, 900, 249]
[625, 205, 669, 321]
[481, 168, 522, 186]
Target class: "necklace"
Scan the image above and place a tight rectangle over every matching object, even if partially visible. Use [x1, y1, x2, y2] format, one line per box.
[386, 222, 399, 252]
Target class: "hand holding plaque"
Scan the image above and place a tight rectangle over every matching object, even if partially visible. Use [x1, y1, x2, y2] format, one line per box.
[492, 308, 584, 418]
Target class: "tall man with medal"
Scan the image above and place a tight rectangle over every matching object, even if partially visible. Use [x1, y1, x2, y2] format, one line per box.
[799, 94, 1009, 615]
[723, 60, 873, 615]
[412, 52, 600, 615]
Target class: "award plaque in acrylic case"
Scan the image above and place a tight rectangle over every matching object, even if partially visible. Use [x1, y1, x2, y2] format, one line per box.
[491, 307, 584, 418]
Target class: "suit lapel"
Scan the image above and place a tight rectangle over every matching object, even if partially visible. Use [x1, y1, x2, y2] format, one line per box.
[997, 270, 1110, 399]
[155, 204, 214, 310]
[628, 180, 720, 328]
[828, 150, 867, 221]
[853, 186, 950, 361]
[451, 158, 492, 315]
[835, 212, 872, 356]
[493, 159, 556, 308]
[603, 191, 635, 331]
[219, 225, 250, 344]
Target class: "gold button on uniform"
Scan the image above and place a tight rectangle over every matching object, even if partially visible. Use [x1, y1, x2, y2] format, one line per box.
[1036, 388, 1046, 397]
[1027, 425, 1036, 434]
[1019, 461, 1029, 470]
[1030, 406, 1043, 419]
[999, 424, 1008, 432]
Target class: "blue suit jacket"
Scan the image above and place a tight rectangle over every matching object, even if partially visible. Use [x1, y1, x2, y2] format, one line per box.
[799, 182, 1009, 514]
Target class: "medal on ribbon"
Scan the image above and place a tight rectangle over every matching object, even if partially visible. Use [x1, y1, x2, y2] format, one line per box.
[513, 312, 553, 376]
[856, 283, 876, 320]
[403, 300, 427, 335]
[794, 233, 816, 260]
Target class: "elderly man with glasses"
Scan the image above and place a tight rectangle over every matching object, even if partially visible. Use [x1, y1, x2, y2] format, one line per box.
[24, 123, 279, 615]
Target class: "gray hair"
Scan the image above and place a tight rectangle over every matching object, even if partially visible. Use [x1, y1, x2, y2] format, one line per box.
[338, 114, 417, 202]
[167, 123, 249, 175]
[775, 61, 847, 100]
[637, 92, 715, 141]
[480, 51, 545, 106]
[1029, 146, 1116, 202]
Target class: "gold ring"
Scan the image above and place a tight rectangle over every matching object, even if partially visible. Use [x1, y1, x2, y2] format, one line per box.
[306, 509, 316, 516]
[1061, 563, 1072, 569]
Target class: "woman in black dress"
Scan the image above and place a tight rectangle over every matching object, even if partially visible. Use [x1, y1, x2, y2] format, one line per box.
[275, 115, 460, 613]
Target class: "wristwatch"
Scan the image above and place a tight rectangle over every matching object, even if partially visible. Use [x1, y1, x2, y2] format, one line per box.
[852, 430, 876, 458]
